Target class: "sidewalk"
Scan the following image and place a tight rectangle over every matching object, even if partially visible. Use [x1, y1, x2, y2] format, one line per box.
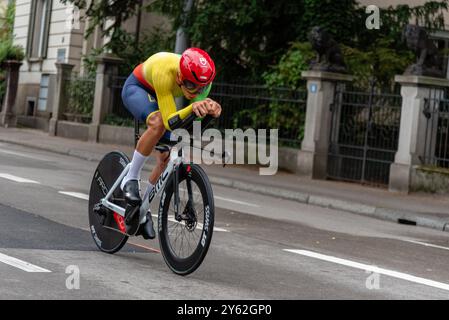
[1, 127, 448, 232]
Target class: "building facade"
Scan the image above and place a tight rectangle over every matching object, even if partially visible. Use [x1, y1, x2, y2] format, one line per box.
[11, 0, 168, 125]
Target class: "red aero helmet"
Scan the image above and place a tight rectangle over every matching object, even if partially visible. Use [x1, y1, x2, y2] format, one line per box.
[180, 48, 216, 86]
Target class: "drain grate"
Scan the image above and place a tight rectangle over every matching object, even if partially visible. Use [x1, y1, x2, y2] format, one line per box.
[398, 218, 417, 226]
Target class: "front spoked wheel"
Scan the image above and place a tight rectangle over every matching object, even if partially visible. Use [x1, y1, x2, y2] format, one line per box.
[158, 164, 214, 275]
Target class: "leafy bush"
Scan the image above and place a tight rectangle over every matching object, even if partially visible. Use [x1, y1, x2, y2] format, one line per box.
[0, 41, 24, 106]
[81, 28, 175, 77]
[103, 114, 134, 127]
[0, 2, 22, 105]
[0, 1, 15, 41]
[0, 71, 5, 104]
[66, 76, 95, 117]
[264, 39, 414, 91]
[263, 42, 313, 89]
[254, 42, 312, 146]
[0, 41, 25, 63]
[107, 28, 174, 73]
[341, 39, 414, 90]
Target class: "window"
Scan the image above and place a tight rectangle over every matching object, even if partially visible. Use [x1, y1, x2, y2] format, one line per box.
[38, 74, 49, 112]
[27, 0, 52, 59]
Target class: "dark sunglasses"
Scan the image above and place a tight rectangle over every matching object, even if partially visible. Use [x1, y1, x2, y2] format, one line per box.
[182, 79, 207, 94]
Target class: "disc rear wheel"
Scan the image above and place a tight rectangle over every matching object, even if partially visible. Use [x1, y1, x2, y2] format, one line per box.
[88, 151, 129, 254]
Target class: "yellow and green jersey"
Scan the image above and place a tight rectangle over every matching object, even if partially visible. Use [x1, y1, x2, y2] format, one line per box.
[133, 52, 212, 130]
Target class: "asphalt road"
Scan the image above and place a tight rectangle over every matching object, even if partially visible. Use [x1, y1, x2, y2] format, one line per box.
[1, 141, 449, 300]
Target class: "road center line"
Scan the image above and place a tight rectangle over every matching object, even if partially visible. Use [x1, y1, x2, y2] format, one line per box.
[0, 252, 51, 273]
[0, 173, 40, 184]
[58, 191, 89, 201]
[284, 249, 449, 292]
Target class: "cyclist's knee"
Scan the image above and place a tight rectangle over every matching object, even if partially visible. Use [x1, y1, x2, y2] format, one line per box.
[147, 112, 165, 137]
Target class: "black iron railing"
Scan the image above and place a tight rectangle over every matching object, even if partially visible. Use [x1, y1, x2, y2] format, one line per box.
[63, 74, 96, 123]
[422, 88, 449, 169]
[327, 83, 402, 186]
[108, 78, 308, 147]
[209, 82, 307, 148]
[108, 76, 134, 126]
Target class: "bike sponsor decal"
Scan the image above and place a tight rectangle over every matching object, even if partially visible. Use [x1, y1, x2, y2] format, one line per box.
[119, 157, 127, 169]
[158, 191, 166, 232]
[90, 225, 102, 247]
[113, 212, 126, 234]
[149, 169, 170, 203]
[201, 205, 210, 247]
[94, 170, 109, 197]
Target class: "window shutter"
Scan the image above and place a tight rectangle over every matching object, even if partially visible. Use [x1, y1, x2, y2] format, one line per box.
[26, 0, 37, 58]
[41, 0, 53, 59]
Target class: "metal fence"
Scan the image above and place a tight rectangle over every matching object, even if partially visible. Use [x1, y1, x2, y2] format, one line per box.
[209, 83, 307, 148]
[327, 83, 402, 186]
[422, 88, 449, 168]
[108, 79, 308, 147]
[109, 76, 135, 126]
[63, 74, 96, 123]
[0, 71, 5, 111]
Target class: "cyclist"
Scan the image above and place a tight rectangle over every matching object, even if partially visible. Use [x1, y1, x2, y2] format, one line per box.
[120, 48, 222, 239]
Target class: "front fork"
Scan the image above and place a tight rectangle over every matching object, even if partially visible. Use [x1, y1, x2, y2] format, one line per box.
[174, 160, 195, 222]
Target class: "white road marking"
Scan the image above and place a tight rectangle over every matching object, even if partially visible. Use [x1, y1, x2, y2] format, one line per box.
[0, 252, 51, 273]
[58, 191, 89, 201]
[0, 173, 40, 184]
[69, 188, 229, 232]
[284, 249, 449, 292]
[402, 239, 449, 252]
[214, 195, 260, 208]
[167, 215, 229, 232]
[179, 187, 260, 208]
[0, 149, 51, 162]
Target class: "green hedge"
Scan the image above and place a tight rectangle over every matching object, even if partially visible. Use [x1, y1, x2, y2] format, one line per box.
[66, 77, 95, 117]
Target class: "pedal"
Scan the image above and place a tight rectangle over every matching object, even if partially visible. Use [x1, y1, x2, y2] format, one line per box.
[93, 203, 108, 225]
[124, 204, 140, 235]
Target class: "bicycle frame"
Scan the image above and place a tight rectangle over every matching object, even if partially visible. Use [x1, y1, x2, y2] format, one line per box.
[100, 145, 184, 224]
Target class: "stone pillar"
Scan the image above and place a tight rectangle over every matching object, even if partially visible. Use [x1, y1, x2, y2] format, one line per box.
[88, 53, 123, 142]
[48, 63, 74, 136]
[389, 75, 449, 193]
[0, 60, 23, 128]
[297, 71, 353, 179]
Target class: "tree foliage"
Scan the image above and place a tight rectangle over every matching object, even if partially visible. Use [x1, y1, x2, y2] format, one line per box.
[60, 0, 141, 38]
[62, 0, 449, 83]
[264, 1, 449, 90]
[299, 0, 360, 45]
[150, 0, 307, 80]
[0, 1, 15, 40]
[263, 42, 314, 89]
[356, 1, 449, 50]
[61, 0, 174, 75]
[1, 2, 24, 103]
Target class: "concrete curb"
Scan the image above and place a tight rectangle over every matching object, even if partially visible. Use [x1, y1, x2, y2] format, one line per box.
[210, 176, 449, 233]
[0, 138, 104, 162]
[2, 137, 448, 233]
